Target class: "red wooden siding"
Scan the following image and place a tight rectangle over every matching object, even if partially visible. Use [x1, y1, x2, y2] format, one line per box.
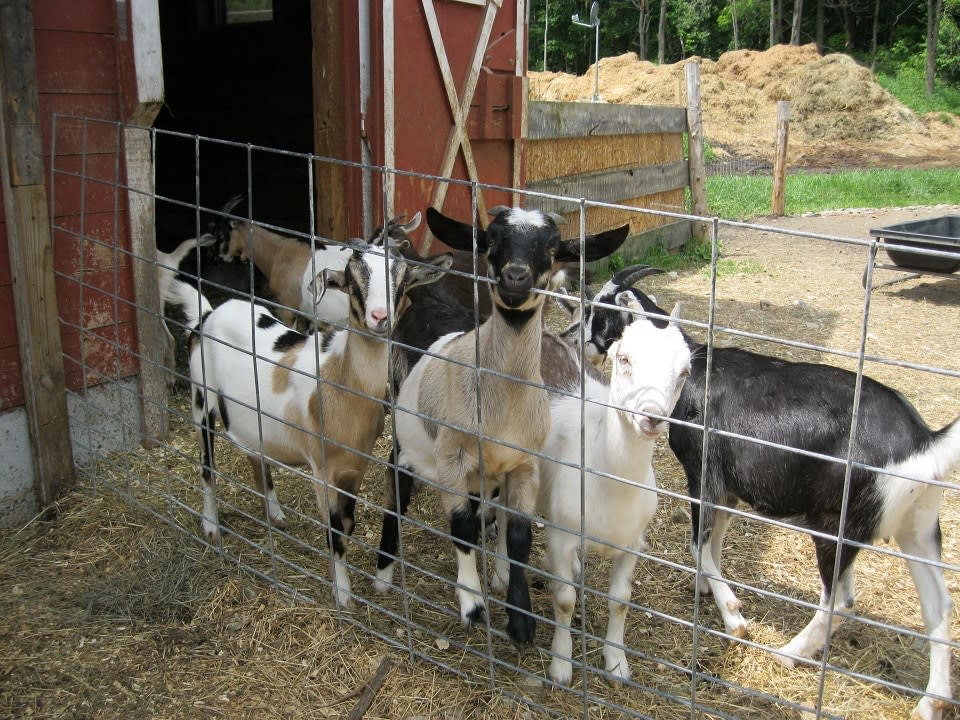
[0, 0, 138, 412]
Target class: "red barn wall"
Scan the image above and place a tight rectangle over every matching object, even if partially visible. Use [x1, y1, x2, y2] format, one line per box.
[0, 0, 137, 412]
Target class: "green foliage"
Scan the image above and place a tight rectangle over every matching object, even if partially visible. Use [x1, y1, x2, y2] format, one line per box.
[707, 168, 960, 221]
[607, 252, 626, 274]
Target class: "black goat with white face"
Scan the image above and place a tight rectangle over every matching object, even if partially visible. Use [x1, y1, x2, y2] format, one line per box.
[564, 268, 960, 720]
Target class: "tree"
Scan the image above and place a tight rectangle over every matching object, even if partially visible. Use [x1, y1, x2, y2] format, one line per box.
[626, 0, 654, 59]
[732, 0, 741, 48]
[658, 0, 668, 62]
[790, 0, 804, 43]
[927, 0, 944, 93]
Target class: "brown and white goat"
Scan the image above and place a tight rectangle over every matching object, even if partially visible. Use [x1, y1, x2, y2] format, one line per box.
[171, 246, 451, 607]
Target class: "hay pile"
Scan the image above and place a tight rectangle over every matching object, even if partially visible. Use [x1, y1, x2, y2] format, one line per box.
[529, 44, 960, 168]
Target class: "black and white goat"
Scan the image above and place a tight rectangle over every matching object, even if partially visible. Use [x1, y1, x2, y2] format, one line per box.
[377, 206, 628, 645]
[166, 246, 451, 607]
[566, 265, 960, 719]
[156, 232, 217, 372]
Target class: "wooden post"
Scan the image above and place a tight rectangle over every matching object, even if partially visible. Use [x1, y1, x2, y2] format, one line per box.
[771, 100, 791, 216]
[312, 0, 349, 240]
[684, 61, 709, 243]
[0, 0, 75, 504]
[118, 0, 166, 447]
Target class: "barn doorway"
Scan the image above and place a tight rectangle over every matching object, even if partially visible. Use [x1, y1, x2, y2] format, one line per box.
[154, 0, 315, 250]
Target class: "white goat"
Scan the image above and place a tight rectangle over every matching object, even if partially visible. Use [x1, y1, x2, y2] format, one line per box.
[495, 298, 691, 684]
[171, 246, 451, 607]
[380, 206, 629, 645]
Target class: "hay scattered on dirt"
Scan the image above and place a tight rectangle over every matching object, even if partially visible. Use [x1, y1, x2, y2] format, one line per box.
[530, 44, 960, 169]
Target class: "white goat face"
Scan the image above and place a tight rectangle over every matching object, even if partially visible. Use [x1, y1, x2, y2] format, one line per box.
[609, 310, 691, 439]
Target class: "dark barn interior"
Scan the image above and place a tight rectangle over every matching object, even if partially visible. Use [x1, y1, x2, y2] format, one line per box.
[154, 0, 314, 254]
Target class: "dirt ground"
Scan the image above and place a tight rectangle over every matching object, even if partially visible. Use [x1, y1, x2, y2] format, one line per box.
[530, 44, 960, 169]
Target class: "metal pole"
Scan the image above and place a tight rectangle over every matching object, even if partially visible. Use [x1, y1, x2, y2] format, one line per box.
[593, 19, 600, 101]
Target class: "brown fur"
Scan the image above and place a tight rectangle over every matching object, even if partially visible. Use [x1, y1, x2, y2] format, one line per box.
[222, 222, 315, 327]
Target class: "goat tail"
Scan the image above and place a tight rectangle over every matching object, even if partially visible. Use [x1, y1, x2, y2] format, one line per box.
[929, 415, 960, 481]
[164, 277, 213, 337]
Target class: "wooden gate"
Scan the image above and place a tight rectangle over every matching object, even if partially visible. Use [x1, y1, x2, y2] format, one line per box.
[341, 0, 526, 252]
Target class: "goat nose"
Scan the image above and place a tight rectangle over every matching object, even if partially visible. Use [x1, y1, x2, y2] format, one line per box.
[370, 308, 388, 326]
[502, 265, 531, 286]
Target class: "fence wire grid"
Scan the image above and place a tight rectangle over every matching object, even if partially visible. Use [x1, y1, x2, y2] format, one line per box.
[45, 114, 960, 720]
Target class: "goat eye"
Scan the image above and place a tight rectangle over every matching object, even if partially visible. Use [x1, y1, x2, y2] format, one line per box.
[618, 354, 630, 368]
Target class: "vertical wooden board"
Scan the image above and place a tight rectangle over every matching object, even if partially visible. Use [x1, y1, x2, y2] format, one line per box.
[31, 0, 115, 33]
[312, 0, 349, 240]
[5, 186, 74, 501]
[34, 31, 117, 94]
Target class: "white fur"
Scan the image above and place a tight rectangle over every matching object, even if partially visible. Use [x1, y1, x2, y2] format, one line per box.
[498, 311, 691, 685]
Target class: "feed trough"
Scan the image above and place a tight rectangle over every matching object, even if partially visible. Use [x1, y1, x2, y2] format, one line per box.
[869, 215, 960, 274]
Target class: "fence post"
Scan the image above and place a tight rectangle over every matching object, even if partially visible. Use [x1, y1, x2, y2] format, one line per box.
[771, 100, 791, 216]
[0, 0, 75, 505]
[685, 61, 709, 243]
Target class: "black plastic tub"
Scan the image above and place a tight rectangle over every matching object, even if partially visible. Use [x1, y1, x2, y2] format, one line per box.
[869, 215, 960, 273]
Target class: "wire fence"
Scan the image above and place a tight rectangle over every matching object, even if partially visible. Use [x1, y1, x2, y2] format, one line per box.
[47, 114, 960, 720]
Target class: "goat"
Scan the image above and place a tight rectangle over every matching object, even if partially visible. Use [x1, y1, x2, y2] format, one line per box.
[155, 233, 218, 374]
[217, 213, 417, 331]
[378, 205, 629, 645]
[168, 246, 452, 608]
[497, 297, 690, 685]
[369, 210, 495, 322]
[565, 268, 960, 720]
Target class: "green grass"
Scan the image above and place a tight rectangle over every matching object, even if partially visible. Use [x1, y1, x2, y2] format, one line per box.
[706, 167, 960, 221]
[875, 65, 960, 116]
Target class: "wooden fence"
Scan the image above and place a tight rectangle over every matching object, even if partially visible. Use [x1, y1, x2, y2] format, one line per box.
[525, 97, 699, 270]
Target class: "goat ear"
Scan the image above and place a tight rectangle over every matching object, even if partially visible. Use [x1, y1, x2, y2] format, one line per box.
[556, 223, 629, 263]
[426, 207, 487, 253]
[487, 205, 511, 218]
[312, 268, 347, 305]
[402, 210, 422, 234]
[405, 253, 454, 289]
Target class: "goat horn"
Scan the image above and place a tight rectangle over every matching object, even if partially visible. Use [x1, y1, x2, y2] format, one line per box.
[613, 264, 663, 288]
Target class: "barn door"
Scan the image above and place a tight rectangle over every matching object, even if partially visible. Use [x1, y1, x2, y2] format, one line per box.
[374, 0, 526, 252]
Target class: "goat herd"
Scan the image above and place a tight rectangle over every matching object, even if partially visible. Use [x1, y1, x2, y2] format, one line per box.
[158, 203, 960, 720]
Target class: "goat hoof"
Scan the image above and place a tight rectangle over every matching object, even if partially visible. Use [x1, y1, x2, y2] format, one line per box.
[373, 567, 395, 594]
[911, 696, 946, 720]
[463, 604, 486, 628]
[724, 622, 748, 640]
[506, 611, 536, 646]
